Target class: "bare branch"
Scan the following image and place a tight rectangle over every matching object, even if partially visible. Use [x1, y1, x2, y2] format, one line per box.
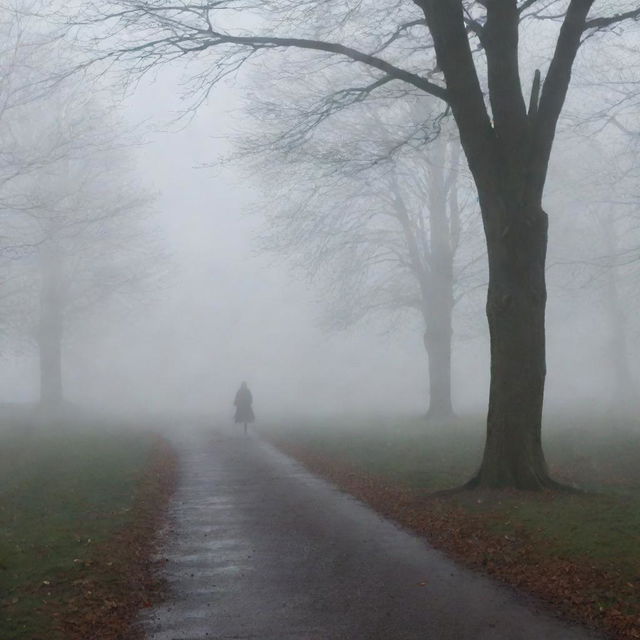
[529, 0, 595, 202]
[584, 7, 640, 31]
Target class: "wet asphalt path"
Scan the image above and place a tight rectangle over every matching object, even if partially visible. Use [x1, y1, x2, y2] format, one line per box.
[141, 430, 599, 640]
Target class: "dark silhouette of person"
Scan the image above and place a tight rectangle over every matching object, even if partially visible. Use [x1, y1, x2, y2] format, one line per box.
[234, 381, 255, 435]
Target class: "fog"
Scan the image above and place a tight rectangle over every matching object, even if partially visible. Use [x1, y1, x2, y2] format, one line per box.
[0, 2, 639, 435]
[0, 67, 442, 419]
[1, 69, 638, 424]
[6, 7, 640, 638]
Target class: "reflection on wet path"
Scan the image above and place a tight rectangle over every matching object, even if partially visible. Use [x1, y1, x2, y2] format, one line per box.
[141, 429, 599, 640]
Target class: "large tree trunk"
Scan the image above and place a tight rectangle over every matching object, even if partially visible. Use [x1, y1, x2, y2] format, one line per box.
[416, 0, 593, 490]
[38, 245, 64, 411]
[469, 199, 555, 490]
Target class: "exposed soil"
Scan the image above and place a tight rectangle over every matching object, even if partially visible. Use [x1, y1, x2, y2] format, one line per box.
[274, 439, 640, 640]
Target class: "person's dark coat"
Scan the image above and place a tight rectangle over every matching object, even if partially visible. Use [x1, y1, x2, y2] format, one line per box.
[234, 383, 255, 424]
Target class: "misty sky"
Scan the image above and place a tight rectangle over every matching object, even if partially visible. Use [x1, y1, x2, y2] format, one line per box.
[1, 52, 636, 422]
[1, 67, 442, 419]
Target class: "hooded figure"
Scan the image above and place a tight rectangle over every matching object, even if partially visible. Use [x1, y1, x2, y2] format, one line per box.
[234, 381, 255, 434]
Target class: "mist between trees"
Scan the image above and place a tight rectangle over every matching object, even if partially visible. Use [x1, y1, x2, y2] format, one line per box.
[0, 5, 164, 414]
[239, 95, 487, 423]
[1, 1, 640, 491]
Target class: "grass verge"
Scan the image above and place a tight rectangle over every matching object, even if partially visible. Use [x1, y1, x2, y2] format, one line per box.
[265, 414, 640, 640]
[0, 421, 178, 640]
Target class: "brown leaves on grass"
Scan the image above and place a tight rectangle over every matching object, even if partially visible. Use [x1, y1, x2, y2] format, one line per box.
[45, 436, 178, 640]
[275, 439, 640, 640]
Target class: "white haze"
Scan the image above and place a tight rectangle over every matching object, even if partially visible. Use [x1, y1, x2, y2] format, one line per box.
[1, 47, 638, 426]
[1, 68, 443, 420]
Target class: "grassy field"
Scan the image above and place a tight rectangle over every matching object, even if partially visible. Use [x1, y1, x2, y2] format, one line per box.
[0, 419, 167, 640]
[266, 412, 640, 490]
[264, 414, 640, 637]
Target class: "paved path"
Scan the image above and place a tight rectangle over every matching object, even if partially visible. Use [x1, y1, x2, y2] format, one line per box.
[141, 430, 599, 640]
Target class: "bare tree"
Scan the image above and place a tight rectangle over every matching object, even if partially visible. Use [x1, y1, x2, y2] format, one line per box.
[1, 151, 156, 410]
[251, 98, 483, 419]
[71, 0, 640, 488]
[547, 122, 640, 416]
[599, 212, 637, 413]
[0, 80, 157, 411]
[0, 1, 77, 208]
[0, 3, 162, 411]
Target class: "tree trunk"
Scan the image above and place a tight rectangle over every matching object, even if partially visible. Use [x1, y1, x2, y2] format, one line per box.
[423, 317, 453, 421]
[601, 217, 636, 414]
[38, 245, 64, 411]
[608, 296, 635, 414]
[469, 199, 556, 490]
[416, 0, 593, 490]
[390, 167, 456, 421]
[39, 321, 63, 410]
[422, 135, 456, 421]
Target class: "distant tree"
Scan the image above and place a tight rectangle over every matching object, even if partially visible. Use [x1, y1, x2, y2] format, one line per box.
[591, 103, 640, 415]
[0, 119, 155, 411]
[0, 11, 157, 410]
[548, 124, 640, 416]
[250, 99, 484, 419]
[599, 209, 637, 414]
[0, 2, 71, 213]
[72, 0, 640, 488]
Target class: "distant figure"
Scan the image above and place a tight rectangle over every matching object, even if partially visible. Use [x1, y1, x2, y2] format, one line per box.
[234, 381, 255, 435]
